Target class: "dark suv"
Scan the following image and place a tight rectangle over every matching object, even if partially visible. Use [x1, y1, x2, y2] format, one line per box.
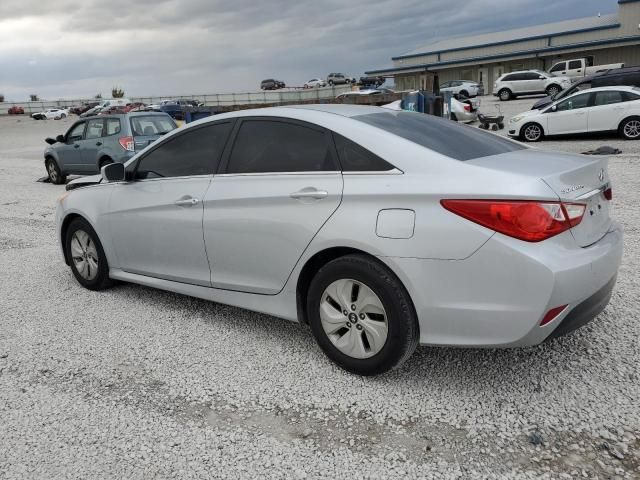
[532, 65, 640, 109]
[43, 112, 177, 184]
[261, 79, 286, 90]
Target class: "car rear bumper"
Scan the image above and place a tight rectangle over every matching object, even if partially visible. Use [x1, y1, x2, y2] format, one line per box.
[381, 222, 623, 347]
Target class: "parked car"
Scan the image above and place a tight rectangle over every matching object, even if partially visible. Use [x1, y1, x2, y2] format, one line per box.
[71, 102, 100, 115]
[98, 106, 128, 115]
[80, 106, 103, 118]
[532, 65, 640, 110]
[493, 70, 571, 101]
[261, 79, 286, 90]
[8, 105, 24, 115]
[304, 78, 326, 88]
[359, 76, 385, 88]
[55, 104, 621, 376]
[123, 102, 146, 113]
[450, 96, 480, 123]
[336, 89, 394, 100]
[508, 86, 640, 141]
[548, 57, 624, 80]
[326, 73, 355, 85]
[32, 108, 69, 120]
[43, 112, 177, 184]
[439, 80, 483, 97]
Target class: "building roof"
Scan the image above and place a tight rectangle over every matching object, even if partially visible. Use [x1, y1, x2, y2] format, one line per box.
[395, 13, 619, 59]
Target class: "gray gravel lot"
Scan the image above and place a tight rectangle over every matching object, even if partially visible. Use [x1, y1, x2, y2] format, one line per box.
[1, 100, 639, 479]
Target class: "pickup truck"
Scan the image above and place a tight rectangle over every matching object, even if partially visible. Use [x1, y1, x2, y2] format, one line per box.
[548, 58, 624, 80]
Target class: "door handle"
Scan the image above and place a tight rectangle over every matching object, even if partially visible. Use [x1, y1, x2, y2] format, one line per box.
[96, 142, 102, 146]
[290, 188, 328, 200]
[174, 196, 200, 207]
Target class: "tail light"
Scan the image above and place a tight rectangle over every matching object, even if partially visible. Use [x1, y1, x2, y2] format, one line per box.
[440, 200, 586, 242]
[119, 136, 134, 151]
[603, 187, 612, 200]
[540, 305, 568, 326]
[463, 104, 471, 112]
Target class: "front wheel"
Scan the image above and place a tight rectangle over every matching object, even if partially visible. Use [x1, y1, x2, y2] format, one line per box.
[619, 117, 640, 140]
[521, 122, 543, 142]
[498, 89, 511, 101]
[307, 255, 419, 376]
[46, 158, 66, 184]
[64, 217, 113, 291]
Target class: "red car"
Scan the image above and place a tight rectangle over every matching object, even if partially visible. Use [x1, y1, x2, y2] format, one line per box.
[8, 106, 24, 115]
[124, 102, 146, 113]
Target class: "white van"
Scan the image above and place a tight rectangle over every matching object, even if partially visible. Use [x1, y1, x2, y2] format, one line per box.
[97, 98, 131, 108]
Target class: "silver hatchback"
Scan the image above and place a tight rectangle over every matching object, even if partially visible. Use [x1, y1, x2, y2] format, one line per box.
[56, 105, 622, 375]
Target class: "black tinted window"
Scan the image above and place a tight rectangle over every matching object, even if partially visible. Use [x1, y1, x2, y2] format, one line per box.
[523, 72, 541, 80]
[501, 74, 515, 81]
[226, 120, 335, 173]
[136, 122, 232, 179]
[333, 133, 395, 171]
[354, 111, 525, 161]
[623, 91, 640, 101]
[550, 62, 565, 73]
[594, 91, 623, 106]
[568, 60, 582, 69]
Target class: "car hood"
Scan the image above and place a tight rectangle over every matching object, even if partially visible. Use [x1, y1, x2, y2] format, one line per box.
[511, 109, 540, 121]
[532, 96, 553, 109]
[65, 174, 102, 191]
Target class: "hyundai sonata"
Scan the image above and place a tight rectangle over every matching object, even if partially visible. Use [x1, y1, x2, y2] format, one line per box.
[56, 105, 623, 375]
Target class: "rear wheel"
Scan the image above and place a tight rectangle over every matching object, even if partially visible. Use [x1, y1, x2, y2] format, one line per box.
[99, 157, 113, 169]
[499, 89, 512, 101]
[546, 84, 560, 96]
[451, 113, 458, 122]
[521, 122, 543, 142]
[619, 117, 640, 140]
[459, 90, 469, 98]
[46, 158, 66, 184]
[307, 254, 419, 376]
[64, 217, 113, 291]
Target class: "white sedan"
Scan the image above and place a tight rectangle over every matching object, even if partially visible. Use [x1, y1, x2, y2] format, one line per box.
[31, 108, 69, 120]
[508, 86, 640, 141]
[304, 78, 326, 88]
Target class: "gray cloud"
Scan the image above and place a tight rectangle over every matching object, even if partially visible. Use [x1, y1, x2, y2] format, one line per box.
[0, 0, 618, 101]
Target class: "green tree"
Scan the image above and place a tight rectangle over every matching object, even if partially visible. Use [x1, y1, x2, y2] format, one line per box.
[111, 86, 125, 98]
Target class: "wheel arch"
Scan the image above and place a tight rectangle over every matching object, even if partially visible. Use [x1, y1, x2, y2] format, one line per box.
[60, 213, 85, 265]
[295, 246, 416, 326]
[98, 155, 114, 169]
[618, 115, 640, 131]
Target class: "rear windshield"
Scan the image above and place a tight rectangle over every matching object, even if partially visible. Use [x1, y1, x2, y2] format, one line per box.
[130, 115, 177, 136]
[354, 111, 525, 161]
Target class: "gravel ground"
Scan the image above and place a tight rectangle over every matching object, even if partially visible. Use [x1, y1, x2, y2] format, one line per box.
[0, 103, 639, 479]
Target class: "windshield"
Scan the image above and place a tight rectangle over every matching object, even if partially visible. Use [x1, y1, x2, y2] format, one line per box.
[354, 111, 525, 161]
[130, 115, 177, 136]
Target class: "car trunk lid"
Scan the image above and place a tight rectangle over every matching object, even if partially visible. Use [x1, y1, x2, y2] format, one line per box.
[467, 149, 612, 247]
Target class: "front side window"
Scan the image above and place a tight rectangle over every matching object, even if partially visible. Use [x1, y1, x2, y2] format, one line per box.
[594, 91, 623, 106]
[333, 133, 395, 171]
[67, 122, 86, 142]
[226, 120, 336, 173]
[556, 93, 591, 111]
[85, 119, 104, 139]
[136, 122, 232, 179]
[523, 72, 542, 80]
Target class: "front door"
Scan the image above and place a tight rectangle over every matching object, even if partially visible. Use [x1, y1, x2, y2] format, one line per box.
[547, 92, 592, 135]
[57, 121, 86, 172]
[203, 118, 343, 295]
[107, 122, 234, 286]
[80, 118, 105, 173]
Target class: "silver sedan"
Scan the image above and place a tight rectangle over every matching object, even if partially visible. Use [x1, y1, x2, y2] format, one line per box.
[56, 105, 623, 375]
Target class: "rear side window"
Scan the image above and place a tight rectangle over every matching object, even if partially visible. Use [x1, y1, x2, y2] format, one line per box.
[501, 74, 515, 81]
[130, 115, 176, 136]
[354, 111, 525, 161]
[136, 122, 232, 179]
[522, 72, 541, 80]
[594, 91, 623, 106]
[622, 91, 640, 101]
[226, 120, 336, 173]
[333, 133, 395, 171]
[105, 118, 121, 136]
[568, 60, 582, 70]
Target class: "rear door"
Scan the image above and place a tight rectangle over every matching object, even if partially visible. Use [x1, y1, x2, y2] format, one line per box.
[203, 117, 343, 294]
[566, 60, 584, 79]
[107, 122, 233, 286]
[547, 92, 591, 134]
[587, 90, 627, 132]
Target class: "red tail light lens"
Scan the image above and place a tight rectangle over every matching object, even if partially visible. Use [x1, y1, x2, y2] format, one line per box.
[440, 200, 586, 242]
[603, 187, 612, 200]
[540, 305, 568, 326]
[119, 136, 134, 152]
[463, 104, 471, 112]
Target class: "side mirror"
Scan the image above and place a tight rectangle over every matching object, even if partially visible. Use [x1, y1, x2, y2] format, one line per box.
[539, 76, 546, 79]
[56, 134, 65, 142]
[101, 162, 125, 182]
[45, 137, 56, 145]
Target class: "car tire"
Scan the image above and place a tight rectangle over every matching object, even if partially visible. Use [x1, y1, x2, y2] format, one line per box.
[459, 90, 469, 98]
[498, 89, 512, 101]
[99, 157, 113, 170]
[306, 254, 419, 376]
[451, 113, 458, 122]
[64, 217, 113, 291]
[328, 80, 334, 86]
[46, 158, 67, 184]
[521, 122, 544, 142]
[619, 117, 640, 140]
[546, 85, 560, 96]
[61, 113, 67, 118]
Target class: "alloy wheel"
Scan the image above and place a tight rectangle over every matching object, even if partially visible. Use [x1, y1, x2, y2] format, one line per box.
[70, 230, 99, 281]
[500, 90, 510, 101]
[623, 120, 640, 139]
[47, 161, 58, 182]
[523, 124, 542, 141]
[547, 86, 559, 96]
[319, 278, 388, 359]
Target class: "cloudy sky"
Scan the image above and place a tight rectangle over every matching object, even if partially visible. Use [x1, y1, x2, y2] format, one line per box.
[0, 0, 618, 101]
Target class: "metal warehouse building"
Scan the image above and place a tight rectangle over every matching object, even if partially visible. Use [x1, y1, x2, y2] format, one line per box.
[366, 0, 640, 91]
